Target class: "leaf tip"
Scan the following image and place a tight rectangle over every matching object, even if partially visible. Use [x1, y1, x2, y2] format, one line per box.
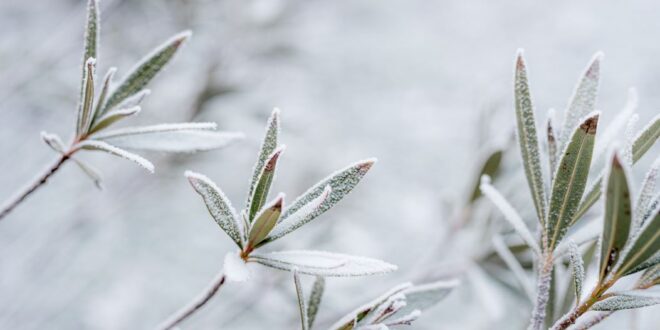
[580, 112, 600, 135]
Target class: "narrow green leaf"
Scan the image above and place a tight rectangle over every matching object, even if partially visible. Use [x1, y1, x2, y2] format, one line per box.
[572, 114, 660, 225]
[250, 250, 397, 277]
[78, 0, 99, 100]
[293, 269, 310, 330]
[77, 140, 154, 173]
[514, 50, 547, 228]
[591, 294, 660, 311]
[89, 106, 141, 134]
[547, 113, 599, 250]
[91, 67, 117, 124]
[547, 109, 558, 183]
[468, 149, 503, 203]
[598, 153, 633, 282]
[636, 264, 660, 288]
[246, 109, 280, 213]
[102, 31, 191, 112]
[247, 194, 283, 248]
[635, 157, 660, 232]
[627, 253, 660, 278]
[307, 276, 325, 329]
[185, 171, 243, 247]
[77, 58, 96, 136]
[559, 53, 602, 150]
[266, 185, 331, 242]
[248, 146, 285, 221]
[616, 205, 659, 276]
[567, 241, 585, 302]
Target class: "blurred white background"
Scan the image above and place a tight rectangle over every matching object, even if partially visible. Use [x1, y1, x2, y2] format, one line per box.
[0, 0, 658, 329]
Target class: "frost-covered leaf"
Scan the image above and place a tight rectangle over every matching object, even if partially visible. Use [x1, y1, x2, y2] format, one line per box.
[616, 204, 659, 276]
[102, 31, 191, 112]
[637, 264, 660, 288]
[89, 106, 141, 134]
[247, 194, 283, 249]
[246, 109, 280, 212]
[250, 250, 396, 277]
[72, 157, 103, 190]
[93, 123, 242, 153]
[293, 269, 310, 330]
[77, 58, 96, 136]
[480, 176, 541, 254]
[594, 88, 637, 162]
[248, 146, 285, 222]
[265, 185, 331, 242]
[635, 157, 660, 232]
[270, 159, 376, 242]
[307, 276, 325, 329]
[91, 67, 117, 122]
[77, 0, 99, 106]
[567, 240, 585, 302]
[547, 113, 599, 250]
[41, 132, 66, 154]
[469, 149, 503, 202]
[591, 294, 660, 311]
[622, 114, 639, 167]
[492, 235, 534, 300]
[388, 280, 459, 321]
[223, 251, 250, 282]
[547, 109, 559, 181]
[559, 53, 602, 150]
[329, 284, 412, 330]
[624, 252, 660, 277]
[599, 152, 632, 282]
[185, 171, 243, 247]
[514, 50, 547, 228]
[574, 114, 660, 224]
[77, 140, 154, 173]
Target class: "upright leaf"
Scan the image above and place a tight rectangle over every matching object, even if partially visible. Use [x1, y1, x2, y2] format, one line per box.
[547, 113, 599, 250]
[547, 109, 558, 182]
[468, 149, 503, 202]
[514, 51, 547, 228]
[77, 58, 96, 136]
[185, 171, 243, 247]
[307, 276, 325, 329]
[248, 146, 285, 221]
[102, 31, 191, 112]
[293, 270, 310, 330]
[635, 157, 660, 232]
[616, 205, 659, 276]
[246, 109, 280, 212]
[598, 153, 632, 282]
[78, 0, 99, 99]
[567, 240, 585, 302]
[247, 194, 284, 249]
[559, 53, 602, 150]
[92, 67, 117, 124]
[250, 250, 397, 277]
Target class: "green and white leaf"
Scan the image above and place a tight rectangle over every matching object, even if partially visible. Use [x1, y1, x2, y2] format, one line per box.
[246, 109, 280, 212]
[469, 148, 503, 202]
[388, 280, 459, 321]
[637, 264, 660, 288]
[567, 240, 585, 302]
[266, 185, 331, 242]
[77, 58, 96, 136]
[248, 146, 285, 222]
[91, 67, 117, 123]
[480, 176, 541, 255]
[493, 235, 534, 300]
[547, 113, 599, 250]
[250, 250, 396, 277]
[72, 156, 103, 190]
[185, 171, 243, 247]
[598, 153, 632, 282]
[547, 108, 559, 181]
[76, 140, 154, 173]
[329, 284, 412, 330]
[307, 276, 325, 329]
[102, 31, 191, 112]
[78, 0, 99, 104]
[247, 194, 283, 248]
[293, 269, 309, 330]
[591, 294, 660, 311]
[616, 204, 659, 276]
[41, 132, 66, 154]
[514, 50, 547, 228]
[89, 106, 141, 134]
[635, 157, 660, 232]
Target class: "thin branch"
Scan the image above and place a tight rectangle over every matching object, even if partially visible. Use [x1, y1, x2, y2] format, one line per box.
[0, 154, 69, 221]
[157, 269, 226, 330]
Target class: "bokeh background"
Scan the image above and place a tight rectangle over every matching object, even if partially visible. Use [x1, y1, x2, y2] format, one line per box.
[0, 0, 658, 329]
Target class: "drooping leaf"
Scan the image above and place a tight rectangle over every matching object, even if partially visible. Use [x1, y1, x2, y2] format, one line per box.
[185, 171, 243, 247]
[514, 50, 547, 228]
[76, 140, 154, 173]
[271, 159, 376, 241]
[102, 31, 191, 112]
[246, 109, 280, 211]
[480, 176, 541, 255]
[293, 269, 310, 330]
[598, 153, 633, 282]
[307, 276, 325, 329]
[468, 149, 503, 203]
[492, 235, 534, 300]
[265, 185, 331, 242]
[89, 106, 141, 134]
[247, 194, 283, 249]
[250, 250, 396, 277]
[567, 240, 585, 302]
[591, 294, 660, 311]
[72, 156, 103, 190]
[223, 251, 250, 282]
[573, 114, 660, 224]
[616, 205, 659, 276]
[547, 113, 599, 250]
[77, 58, 96, 136]
[248, 146, 285, 222]
[559, 53, 602, 150]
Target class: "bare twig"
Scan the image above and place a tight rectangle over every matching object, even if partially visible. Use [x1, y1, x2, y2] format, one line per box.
[157, 269, 226, 330]
[0, 154, 70, 221]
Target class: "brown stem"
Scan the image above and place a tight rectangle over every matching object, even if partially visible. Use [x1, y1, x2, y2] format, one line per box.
[157, 269, 226, 330]
[0, 154, 69, 221]
[528, 254, 554, 330]
[551, 281, 615, 330]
